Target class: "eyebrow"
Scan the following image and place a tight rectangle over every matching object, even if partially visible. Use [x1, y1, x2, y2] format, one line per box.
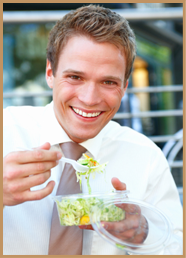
[102, 75, 123, 83]
[62, 69, 85, 75]
[63, 69, 123, 83]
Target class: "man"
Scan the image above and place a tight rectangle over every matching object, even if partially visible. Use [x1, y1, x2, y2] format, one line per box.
[3, 5, 182, 255]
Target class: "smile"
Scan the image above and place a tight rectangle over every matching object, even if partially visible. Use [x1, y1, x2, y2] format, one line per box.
[72, 107, 101, 118]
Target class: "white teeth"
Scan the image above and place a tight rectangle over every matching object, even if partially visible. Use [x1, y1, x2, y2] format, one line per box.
[72, 107, 101, 117]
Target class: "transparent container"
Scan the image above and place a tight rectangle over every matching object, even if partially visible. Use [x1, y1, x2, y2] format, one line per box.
[53, 190, 175, 254]
[90, 196, 173, 254]
[53, 190, 129, 226]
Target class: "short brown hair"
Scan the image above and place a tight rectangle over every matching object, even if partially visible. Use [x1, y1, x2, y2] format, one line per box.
[46, 4, 136, 83]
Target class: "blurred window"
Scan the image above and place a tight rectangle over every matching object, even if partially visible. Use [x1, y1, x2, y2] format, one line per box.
[3, 23, 54, 107]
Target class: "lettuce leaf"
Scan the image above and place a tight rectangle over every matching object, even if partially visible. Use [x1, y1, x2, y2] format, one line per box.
[76, 154, 107, 194]
[56, 196, 125, 226]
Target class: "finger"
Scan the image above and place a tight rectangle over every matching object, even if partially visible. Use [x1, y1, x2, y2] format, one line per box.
[113, 217, 148, 244]
[9, 149, 62, 164]
[13, 171, 52, 191]
[35, 142, 51, 150]
[102, 217, 140, 233]
[111, 228, 137, 241]
[111, 177, 126, 191]
[78, 225, 94, 230]
[13, 160, 59, 178]
[24, 180, 55, 201]
[116, 203, 141, 215]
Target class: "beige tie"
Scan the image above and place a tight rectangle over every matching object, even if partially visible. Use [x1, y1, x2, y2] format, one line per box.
[48, 142, 86, 255]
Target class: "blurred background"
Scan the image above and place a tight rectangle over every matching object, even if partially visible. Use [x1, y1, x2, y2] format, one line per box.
[3, 3, 183, 203]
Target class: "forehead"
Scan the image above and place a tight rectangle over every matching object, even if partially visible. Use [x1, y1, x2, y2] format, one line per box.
[58, 35, 126, 71]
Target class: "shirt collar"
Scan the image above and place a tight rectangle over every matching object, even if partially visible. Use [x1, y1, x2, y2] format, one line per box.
[39, 101, 104, 160]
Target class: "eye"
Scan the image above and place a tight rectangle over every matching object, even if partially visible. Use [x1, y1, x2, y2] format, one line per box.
[69, 75, 81, 80]
[103, 81, 117, 85]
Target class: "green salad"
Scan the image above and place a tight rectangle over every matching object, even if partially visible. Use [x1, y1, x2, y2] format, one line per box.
[55, 154, 124, 227]
[76, 154, 107, 194]
[56, 196, 125, 226]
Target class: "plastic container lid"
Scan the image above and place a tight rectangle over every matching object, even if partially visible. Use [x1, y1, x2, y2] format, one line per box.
[89, 196, 172, 254]
[53, 190, 173, 254]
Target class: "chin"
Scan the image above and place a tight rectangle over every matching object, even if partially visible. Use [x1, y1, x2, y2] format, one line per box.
[70, 131, 99, 143]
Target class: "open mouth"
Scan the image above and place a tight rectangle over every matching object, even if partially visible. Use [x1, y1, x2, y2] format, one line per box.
[71, 107, 102, 118]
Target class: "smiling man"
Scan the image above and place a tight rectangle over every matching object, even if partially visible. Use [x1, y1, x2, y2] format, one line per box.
[46, 36, 127, 143]
[3, 5, 182, 255]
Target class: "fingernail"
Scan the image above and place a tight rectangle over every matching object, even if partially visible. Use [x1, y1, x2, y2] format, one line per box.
[57, 152, 62, 159]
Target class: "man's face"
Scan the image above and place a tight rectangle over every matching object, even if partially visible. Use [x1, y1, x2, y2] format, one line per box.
[46, 36, 128, 143]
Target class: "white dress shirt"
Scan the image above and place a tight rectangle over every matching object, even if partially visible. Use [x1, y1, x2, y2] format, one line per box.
[3, 101, 183, 255]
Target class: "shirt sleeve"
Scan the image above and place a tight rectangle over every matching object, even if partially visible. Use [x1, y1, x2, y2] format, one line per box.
[136, 150, 183, 255]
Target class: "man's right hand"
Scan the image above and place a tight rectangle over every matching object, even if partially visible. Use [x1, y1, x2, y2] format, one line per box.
[3, 142, 62, 206]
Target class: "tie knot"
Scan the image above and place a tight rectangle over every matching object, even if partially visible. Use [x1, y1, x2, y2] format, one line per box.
[59, 142, 86, 161]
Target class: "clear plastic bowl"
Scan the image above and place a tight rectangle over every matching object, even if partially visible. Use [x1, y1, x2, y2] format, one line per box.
[53, 190, 129, 226]
[53, 191, 173, 254]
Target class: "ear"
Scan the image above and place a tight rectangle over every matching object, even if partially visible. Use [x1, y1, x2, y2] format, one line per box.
[122, 80, 129, 97]
[46, 59, 54, 89]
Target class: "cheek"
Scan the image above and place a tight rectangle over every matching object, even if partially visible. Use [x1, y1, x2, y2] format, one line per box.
[118, 86, 125, 97]
[53, 80, 76, 99]
[107, 89, 124, 108]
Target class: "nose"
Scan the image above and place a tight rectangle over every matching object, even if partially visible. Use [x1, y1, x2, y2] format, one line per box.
[78, 82, 102, 107]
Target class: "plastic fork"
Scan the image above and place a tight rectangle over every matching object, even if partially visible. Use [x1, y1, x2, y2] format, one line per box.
[59, 157, 93, 172]
[16, 146, 99, 172]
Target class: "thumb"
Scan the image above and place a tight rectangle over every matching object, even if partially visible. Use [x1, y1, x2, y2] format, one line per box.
[111, 177, 127, 191]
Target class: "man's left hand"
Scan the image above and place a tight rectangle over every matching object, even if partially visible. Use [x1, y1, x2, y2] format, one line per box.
[79, 177, 148, 245]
